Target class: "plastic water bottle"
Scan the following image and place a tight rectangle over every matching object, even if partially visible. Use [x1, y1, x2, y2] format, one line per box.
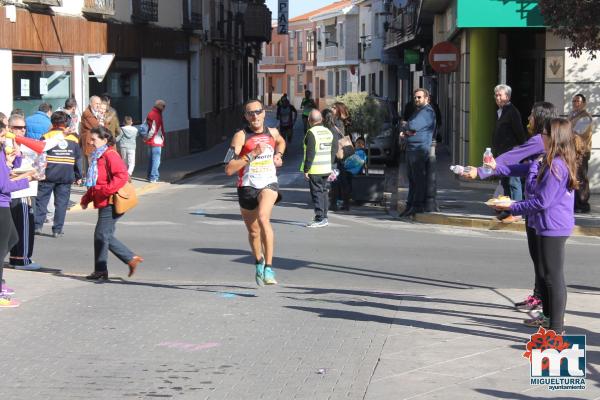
[482, 148, 493, 174]
[34, 153, 47, 180]
[449, 165, 464, 175]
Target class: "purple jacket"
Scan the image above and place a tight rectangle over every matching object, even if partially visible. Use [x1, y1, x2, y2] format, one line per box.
[0, 150, 29, 208]
[477, 134, 545, 180]
[504, 157, 574, 237]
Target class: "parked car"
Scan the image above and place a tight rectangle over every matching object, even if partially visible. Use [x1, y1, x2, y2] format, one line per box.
[363, 97, 400, 166]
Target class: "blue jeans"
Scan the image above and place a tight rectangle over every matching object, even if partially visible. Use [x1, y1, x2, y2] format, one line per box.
[147, 146, 162, 182]
[94, 205, 134, 273]
[35, 181, 72, 233]
[501, 176, 523, 201]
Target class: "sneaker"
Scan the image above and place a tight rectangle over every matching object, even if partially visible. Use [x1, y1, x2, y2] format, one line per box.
[1, 284, 15, 296]
[307, 218, 328, 228]
[255, 258, 265, 287]
[0, 295, 20, 308]
[14, 262, 42, 271]
[515, 295, 542, 310]
[263, 267, 277, 285]
[34, 229, 42, 235]
[524, 312, 550, 328]
[52, 232, 64, 238]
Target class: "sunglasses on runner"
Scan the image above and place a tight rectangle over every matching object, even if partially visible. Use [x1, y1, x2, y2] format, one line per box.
[245, 109, 264, 117]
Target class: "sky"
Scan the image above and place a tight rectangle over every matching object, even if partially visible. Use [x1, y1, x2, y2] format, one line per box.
[265, 0, 333, 20]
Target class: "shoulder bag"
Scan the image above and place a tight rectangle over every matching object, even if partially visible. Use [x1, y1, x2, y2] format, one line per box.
[105, 151, 138, 214]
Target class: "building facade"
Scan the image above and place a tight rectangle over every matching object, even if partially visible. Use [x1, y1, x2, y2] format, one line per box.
[0, 0, 270, 159]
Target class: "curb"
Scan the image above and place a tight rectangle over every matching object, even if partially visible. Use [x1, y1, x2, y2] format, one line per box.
[413, 213, 600, 237]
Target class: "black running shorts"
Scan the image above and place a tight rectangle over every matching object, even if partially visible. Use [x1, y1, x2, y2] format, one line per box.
[237, 183, 282, 210]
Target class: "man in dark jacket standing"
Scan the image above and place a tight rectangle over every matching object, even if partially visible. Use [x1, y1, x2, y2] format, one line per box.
[35, 111, 82, 237]
[399, 88, 436, 217]
[492, 84, 526, 223]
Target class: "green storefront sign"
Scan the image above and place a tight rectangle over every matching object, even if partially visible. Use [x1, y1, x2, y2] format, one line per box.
[457, 0, 545, 28]
[403, 49, 420, 64]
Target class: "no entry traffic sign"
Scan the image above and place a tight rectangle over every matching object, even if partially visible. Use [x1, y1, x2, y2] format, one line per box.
[428, 41, 460, 73]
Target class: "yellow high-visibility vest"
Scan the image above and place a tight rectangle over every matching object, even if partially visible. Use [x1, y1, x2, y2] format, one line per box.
[301, 125, 333, 175]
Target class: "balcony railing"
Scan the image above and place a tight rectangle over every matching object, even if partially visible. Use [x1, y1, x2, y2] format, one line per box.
[132, 0, 158, 22]
[325, 46, 338, 59]
[22, 0, 62, 6]
[384, 0, 420, 48]
[260, 56, 285, 65]
[82, 0, 115, 16]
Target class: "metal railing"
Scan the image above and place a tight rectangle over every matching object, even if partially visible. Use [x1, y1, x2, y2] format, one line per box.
[22, 0, 62, 6]
[82, 0, 115, 15]
[132, 0, 158, 22]
[384, 0, 420, 48]
[259, 56, 285, 65]
[324, 46, 338, 59]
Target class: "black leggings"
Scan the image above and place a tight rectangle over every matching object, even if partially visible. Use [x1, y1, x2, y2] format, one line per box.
[525, 223, 543, 299]
[0, 207, 19, 288]
[537, 235, 568, 332]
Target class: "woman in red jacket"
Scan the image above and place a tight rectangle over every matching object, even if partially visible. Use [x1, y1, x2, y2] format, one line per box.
[80, 126, 143, 280]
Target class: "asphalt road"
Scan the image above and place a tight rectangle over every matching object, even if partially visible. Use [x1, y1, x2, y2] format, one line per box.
[2, 128, 600, 399]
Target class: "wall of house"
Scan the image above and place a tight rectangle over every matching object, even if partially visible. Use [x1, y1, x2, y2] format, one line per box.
[545, 33, 600, 192]
[0, 49, 12, 115]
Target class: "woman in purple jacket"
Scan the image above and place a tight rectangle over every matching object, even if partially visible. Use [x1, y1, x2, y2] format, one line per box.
[493, 118, 578, 334]
[0, 121, 36, 308]
[464, 102, 556, 313]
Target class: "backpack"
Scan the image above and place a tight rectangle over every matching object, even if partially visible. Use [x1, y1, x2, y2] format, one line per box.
[139, 120, 156, 141]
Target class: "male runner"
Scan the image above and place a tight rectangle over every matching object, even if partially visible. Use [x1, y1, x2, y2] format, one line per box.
[225, 99, 285, 285]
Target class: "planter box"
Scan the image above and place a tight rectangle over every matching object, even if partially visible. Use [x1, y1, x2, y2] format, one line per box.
[352, 175, 385, 203]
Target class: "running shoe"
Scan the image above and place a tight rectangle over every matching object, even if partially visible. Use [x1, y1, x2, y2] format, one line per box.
[1, 284, 15, 296]
[307, 218, 328, 228]
[13, 262, 43, 271]
[515, 294, 542, 310]
[255, 258, 265, 286]
[523, 312, 549, 328]
[263, 267, 277, 285]
[0, 295, 20, 308]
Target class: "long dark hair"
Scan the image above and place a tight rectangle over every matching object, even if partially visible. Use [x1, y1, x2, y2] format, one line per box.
[530, 102, 556, 136]
[539, 118, 578, 190]
[91, 126, 116, 147]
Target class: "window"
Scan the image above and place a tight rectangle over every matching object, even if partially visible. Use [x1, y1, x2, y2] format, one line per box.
[319, 79, 325, 98]
[335, 71, 340, 96]
[288, 34, 294, 61]
[360, 75, 366, 91]
[338, 23, 344, 48]
[306, 31, 314, 61]
[341, 70, 348, 94]
[276, 78, 282, 93]
[297, 74, 304, 94]
[379, 70, 384, 97]
[327, 71, 334, 96]
[297, 31, 302, 60]
[12, 54, 73, 117]
[369, 73, 376, 94]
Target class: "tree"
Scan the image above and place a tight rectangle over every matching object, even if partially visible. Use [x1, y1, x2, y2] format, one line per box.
[538, 0, 600, 59]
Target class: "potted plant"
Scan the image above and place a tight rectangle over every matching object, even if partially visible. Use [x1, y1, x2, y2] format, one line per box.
[335, 92, 386, 204]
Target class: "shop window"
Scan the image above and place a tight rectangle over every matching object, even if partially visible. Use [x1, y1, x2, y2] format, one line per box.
[12, 54, 72, 117]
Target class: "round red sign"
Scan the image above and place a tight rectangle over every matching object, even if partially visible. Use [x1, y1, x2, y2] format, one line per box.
[428, 41, 460, 73]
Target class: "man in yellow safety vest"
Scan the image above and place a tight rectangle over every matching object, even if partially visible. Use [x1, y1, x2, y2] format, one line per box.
[301, 109, 338, 228]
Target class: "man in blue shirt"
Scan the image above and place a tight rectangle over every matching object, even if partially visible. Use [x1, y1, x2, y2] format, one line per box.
[25, 103, 52, 140]
[399, 88, 436, 217]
